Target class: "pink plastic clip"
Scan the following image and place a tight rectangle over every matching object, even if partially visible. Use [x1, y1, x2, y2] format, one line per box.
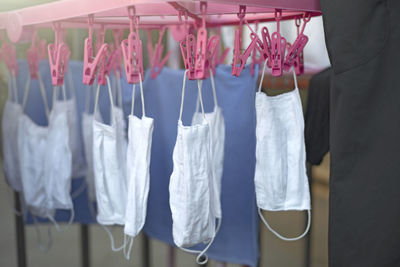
[270, 9, 287, 77]
[1, 32, 18, 76]
[212, 27, 230, 73]
[231, 6, 258, 77]
[150, 27, 172, 79]
[207, 35, 220, 75]
[26, 31, 40, 79]
[121, 6, 143, 84]
[83, 16, 109, 85]
[179, 2, 217, 80]
[283, 13, 310, 73]
[48, 23, 70, 86]
[95, 25, 110, 86]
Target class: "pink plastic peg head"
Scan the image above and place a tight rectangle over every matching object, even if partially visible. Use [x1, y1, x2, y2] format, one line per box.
[150, 27, 172, 79]
[26, 31, 39, 79]
[48, 24, 70, 86]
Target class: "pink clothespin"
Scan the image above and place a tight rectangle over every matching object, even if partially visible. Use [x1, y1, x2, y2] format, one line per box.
[146, 30, 153, 66]
[83, 16, 108, 85]
[211, 27, 229, 74]
[180, 2, 216, 80]
[110, 29, 123, 78]
[208, 35, 220, 75]
[283, 13, 311, 73]
[250, 21, 263, 76]
[95, 25, 110, 86]
[150, 27, 172, 79]
[48, 22, 70, 86]
[231, 5, 258, 77]
[270, 9, 287, 77]
[26, 31, 40, 79]
[121, 6, 143, 84]
[1, 32, 18, 76]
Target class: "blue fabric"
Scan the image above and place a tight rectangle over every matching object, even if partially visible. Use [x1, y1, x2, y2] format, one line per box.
[139, 66, 259, 267]
[16, 60, 259, 266]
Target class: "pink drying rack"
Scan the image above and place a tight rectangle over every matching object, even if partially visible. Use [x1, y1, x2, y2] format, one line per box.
[0, 0, 321, 43]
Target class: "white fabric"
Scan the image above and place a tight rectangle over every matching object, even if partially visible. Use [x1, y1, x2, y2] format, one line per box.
[82, 85, 102, 203]
[191, 70, 225, 219]
[2, 94, 23, 192]
[92, 77, 128, 226]
[255, 60, 311, 241]
[169, 70, 215, 249]
[124, 75, 154, 260]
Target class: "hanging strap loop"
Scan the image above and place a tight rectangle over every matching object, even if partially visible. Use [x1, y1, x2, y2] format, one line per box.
[130, 72, 145, 117]
[258, 208, 311, 241]
[94, 76, 115, 124]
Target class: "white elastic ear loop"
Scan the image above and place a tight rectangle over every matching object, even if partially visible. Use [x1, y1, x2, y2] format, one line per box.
[21, 76, 31, 112]
[123, 234, 134, 260]
[33, 216, 53, 253]
[71, 179, 87, 199]
[130, 73, 146, 118]
[178, 70, 189, 122]
[106, 76, 116, 124]
[209, 69, 219, 108]
[179, 218, 222, 265]
[292, 67, 299, 89]
[258, 208, 311, 241]
[101, 225, 126, 252]
[11, 71, 19, 103]
[48, 208, 75, 233]
[6, 186, 22, 216]
[197, 80, 206, 120]
[116, 71, 123, 108]
[93, 83, 101, 119]
[37, 72, 50, 121]
[61, 84, 67, 101]
[67, 70, 76, 100]
[258, 59, 268, 93]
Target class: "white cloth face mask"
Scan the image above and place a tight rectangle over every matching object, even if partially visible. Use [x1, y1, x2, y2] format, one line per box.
[169, 70, 216, 264]
[2, 72, 23, 193]
[18, 73, 52, 219]
[254, 60, 311, 241]
[191, 70, 225, 221]
[44, 85, 74, 231]
[93, 76, 128, 226]
[82, 84, 103, 207]
[123, 74, 154, 260]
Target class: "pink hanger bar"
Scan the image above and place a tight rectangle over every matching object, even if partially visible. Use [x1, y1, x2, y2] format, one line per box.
[121, 6, 144, 84]
[270, 9, 287, 77]
[150, 27, 172, 79]
[0, 32, 18, 76]
[283, 13, 310, 73]
[82, 15, 109, 85]
[48, 22, 70, 86]
[231, 6, 258, 77]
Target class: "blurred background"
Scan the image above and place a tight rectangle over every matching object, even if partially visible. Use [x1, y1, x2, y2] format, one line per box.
[0, 1, 331, 266]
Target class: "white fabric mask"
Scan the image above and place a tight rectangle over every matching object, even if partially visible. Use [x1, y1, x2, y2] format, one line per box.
[93, 76, 128, 226]
[82, 84, 102, 206]
[191, 70, 225, 220]
[124, 74, 154, 260]
[169, 70, 216, 264]
[18, 73, 51, 219]
[255, 60, 311, 241]
[2, 72, 23, 192]
[44, 85, 74, 230]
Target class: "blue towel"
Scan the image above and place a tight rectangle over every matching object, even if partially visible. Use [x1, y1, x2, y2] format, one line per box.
[16, 61, 259, 266]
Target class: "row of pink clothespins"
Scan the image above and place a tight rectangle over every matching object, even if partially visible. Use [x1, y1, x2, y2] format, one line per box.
[0, 3, 312, 87]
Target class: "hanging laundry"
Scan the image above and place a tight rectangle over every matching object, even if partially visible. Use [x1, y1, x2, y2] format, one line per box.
[254, 60, 311, 241]
[305, 67, 331, 165]
[142, 65, 259, 267]
[2, 72, 23, 193]
[124, 74, 154, 260]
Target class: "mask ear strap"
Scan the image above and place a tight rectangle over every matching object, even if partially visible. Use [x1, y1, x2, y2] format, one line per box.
[37, 72, 50, 120]
[258, 59, 268, 93]
[71, 179, 87, 199]
[6, 186, 23, 216]
[101, 225, 126, 252]
[209, 69, 218, 108]
[258, 208, 311, 241]
[67, 70, 76, 100]
[61, 84, 67, 101]
[21, 76, 31, 113]
[123, 234, 134, 260]
[33, 215, 53, 252]
[11, 71, 19, 103]
[106, 76, 116, 123]
[48, 208, 75, 233]
[116, 71, 123, 108]
[197, 80, 206, 120]
[292, 67, 299, 89]
[178, 218, 222, 265]
[178, 70, 189, 122]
